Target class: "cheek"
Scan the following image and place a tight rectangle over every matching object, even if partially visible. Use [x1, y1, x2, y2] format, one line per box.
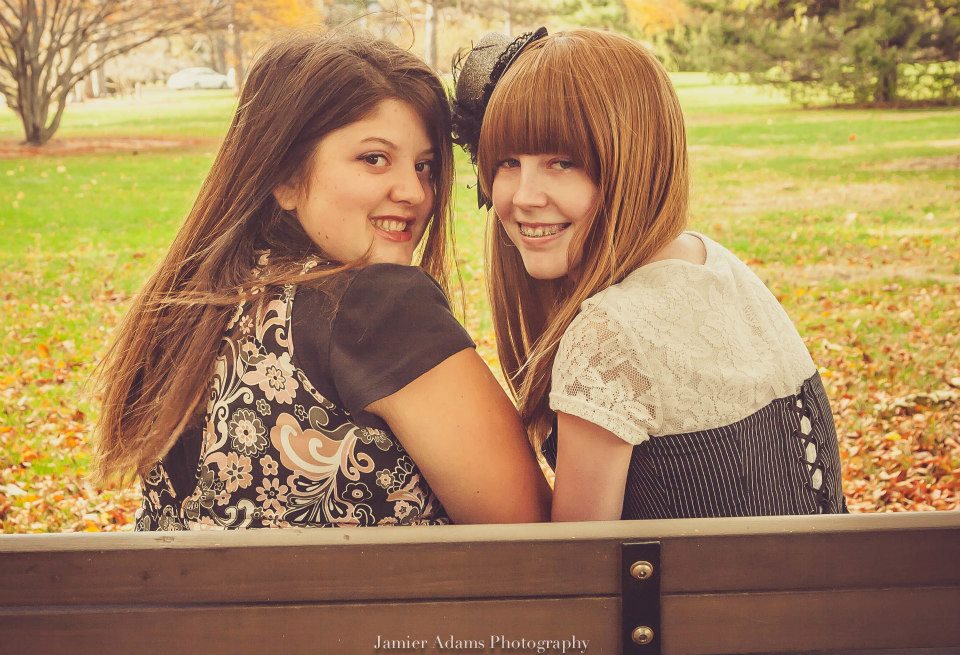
[574, 197, 595, 223]
[490, 176, 514, 217]
[565, 181, 599, 223]
[423, 181, 436, 210]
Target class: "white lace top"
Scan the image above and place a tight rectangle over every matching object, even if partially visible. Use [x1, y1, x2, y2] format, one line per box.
[549, 232, 816, 445]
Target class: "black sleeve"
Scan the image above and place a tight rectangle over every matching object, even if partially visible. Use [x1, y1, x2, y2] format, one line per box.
[330, 264, 475, 416]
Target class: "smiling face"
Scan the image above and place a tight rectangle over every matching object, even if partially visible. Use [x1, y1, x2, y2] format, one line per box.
[274, 99, 436, 266]
[491, 154, 600, 280]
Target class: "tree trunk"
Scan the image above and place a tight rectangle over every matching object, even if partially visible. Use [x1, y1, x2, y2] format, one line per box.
[16, 67, 50, 146]
[19, 93, 69, 146]
[231, 26, 243, 94]
[875, 62, 898, 103]
[35, 92, 71, 145]
[84, 42, 103, 99]
[21, 115, 43, 146]
[424, 0, 438, 70]
[212, 31, 228, 74]
[230, 1, 243, 95]
[21, 109, 47, 146]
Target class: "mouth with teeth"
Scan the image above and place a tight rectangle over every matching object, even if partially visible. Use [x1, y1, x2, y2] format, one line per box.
[517, 222, 571, 238]
[370, 217, 414, 243]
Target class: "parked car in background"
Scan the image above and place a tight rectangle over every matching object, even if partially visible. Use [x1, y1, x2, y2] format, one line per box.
[167, 67, 232, 90]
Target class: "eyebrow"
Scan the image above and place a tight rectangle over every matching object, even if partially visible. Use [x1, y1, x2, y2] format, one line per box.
[360, 137, 434, 157]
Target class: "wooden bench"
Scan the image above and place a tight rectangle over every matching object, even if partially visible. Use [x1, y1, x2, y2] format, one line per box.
[2, 511, 958, 654]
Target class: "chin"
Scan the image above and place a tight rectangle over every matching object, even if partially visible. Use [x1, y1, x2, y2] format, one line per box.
[520, 258, 568, 281]
[371, 250, 414, 267]
[370, 255, 411, 266]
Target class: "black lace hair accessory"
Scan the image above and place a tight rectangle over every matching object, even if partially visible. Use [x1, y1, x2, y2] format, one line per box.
[451, 27, 548, 209]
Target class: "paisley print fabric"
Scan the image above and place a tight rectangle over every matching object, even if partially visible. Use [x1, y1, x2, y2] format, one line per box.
[136, 256, 455, 530]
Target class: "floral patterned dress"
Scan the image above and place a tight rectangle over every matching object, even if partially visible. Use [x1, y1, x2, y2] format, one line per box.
[136, 255, 474, 530]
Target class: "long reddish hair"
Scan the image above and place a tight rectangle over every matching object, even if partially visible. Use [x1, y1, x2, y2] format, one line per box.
[96, 27, 455, 482]
[477, 30, 689, 447]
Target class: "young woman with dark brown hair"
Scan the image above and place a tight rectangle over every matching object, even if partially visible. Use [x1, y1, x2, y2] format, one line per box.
[454, 29, 847, 521]
[96, 28, 549, 529]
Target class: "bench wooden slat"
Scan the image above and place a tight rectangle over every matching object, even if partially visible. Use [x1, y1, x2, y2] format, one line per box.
[659, 527, 960, 593]
[0, 596, 617, 655]
[662, 586, 960, 654]
[4, 511, 954, 553]
[0, 539, 618, 605]
[2, 513, 957, 606]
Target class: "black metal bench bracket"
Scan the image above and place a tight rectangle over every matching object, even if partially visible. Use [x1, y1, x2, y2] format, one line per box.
[622, 540, 662, 655]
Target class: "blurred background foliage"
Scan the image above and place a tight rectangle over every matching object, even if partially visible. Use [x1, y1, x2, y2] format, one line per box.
[2, 1, 957, 146]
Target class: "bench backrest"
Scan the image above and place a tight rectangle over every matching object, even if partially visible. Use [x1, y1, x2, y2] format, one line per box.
[2, 511, 958, 654]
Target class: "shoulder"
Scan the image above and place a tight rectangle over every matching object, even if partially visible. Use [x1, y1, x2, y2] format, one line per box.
[646, 232, 708, 267]
[604, 232, 749, 314]
[331, 263, 465, 340]
[691, 232, 764, 284]
[337, 264, 447, 308]
[563, 296, 623, 345]
[554, 300, 641, 380]
[557, 274, 670, 357]
[564, 274, 658, 348]
[295, 264, 449, 316]
[694, 234, 793, 313]
[327, 265, 472, 415]
[550, 298, 662, 444]
[351, 263, 443, 291]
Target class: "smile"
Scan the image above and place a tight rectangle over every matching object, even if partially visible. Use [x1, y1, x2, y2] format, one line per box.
[370, 216, 414, 243]
[517, 223, 570, 238]
[370, 218, 410, 233]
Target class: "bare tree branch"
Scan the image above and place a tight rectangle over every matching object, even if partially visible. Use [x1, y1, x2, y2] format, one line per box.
[1, 0, 228, 144]
[0, 0, 19, 21]
[0, 17, 15, 65]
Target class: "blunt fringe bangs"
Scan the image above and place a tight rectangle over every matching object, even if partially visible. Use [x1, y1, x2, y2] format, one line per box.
[478, 38, 600, 198]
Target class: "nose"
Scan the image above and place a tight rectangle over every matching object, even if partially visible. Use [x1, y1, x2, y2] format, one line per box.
[511, 165, 547, 210]
[389, 165, 429, 206]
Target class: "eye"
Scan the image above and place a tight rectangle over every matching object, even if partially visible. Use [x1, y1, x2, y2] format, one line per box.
[551, 158, 577, 170]
[415, 160, 434, 175]
[360, 153, 388, 167]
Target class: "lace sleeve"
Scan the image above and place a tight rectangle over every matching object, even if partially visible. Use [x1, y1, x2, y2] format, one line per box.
[549, 306, 662, 445]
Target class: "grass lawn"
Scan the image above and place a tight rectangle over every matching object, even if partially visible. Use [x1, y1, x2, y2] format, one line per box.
[1, 79, 958, 532]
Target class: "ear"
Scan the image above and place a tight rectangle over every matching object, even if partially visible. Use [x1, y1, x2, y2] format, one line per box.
[272, 182, 298, 211]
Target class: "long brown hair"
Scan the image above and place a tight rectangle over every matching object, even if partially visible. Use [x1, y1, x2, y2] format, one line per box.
[96, 27, 455, 482]
[477, 30, 689, 447]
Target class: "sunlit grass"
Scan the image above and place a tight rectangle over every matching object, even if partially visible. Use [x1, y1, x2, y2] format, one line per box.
[1, 79, 958, 532]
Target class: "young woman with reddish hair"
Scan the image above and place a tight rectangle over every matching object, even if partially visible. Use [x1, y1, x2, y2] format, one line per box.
[455, 29, 847, 521]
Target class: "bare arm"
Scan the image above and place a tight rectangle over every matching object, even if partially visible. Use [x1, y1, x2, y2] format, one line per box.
[367, 348, 551, 524]
[551, 411, 634, 522]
